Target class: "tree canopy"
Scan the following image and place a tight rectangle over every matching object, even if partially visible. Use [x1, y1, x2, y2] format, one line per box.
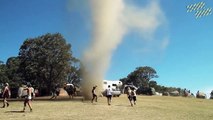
[0, 61, 9, 84]
[5, 57, 22, 87]
[18, 33, 74, 93]
[120, 66, 186, 95]
[120, 66, 158, 87]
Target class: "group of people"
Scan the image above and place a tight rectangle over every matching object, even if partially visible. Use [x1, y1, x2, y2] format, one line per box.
[1, 82, 34, 112]
[91, 85, 113, 105]
[50, 84, 60, 99]
[50, 83, 77, 100]
[91, 85, 137, 106]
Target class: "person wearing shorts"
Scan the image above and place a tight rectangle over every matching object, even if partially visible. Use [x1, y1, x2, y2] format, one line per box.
[91, 85, 97, 103]
[127, 87, 133, 106]
[2, 83, 10, 108]
[23, 83, 33, 112]
[106, 85, 112, 105]
[132, 88, 137, 105]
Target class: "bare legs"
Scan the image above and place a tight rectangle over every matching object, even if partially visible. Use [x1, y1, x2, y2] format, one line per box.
[23, 99, 32, 112]
[2, 98, 9, 108]
[107, 95, 112, 105]
[91, 95, 97, 103]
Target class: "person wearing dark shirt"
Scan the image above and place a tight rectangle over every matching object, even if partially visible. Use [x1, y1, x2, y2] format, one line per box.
[91, 85, 97, 103]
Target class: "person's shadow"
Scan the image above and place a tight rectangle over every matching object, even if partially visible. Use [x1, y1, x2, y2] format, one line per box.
[5, 110, 25, 113]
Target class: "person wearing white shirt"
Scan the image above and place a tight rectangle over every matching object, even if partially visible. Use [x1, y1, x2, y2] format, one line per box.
[106, 85, 112, 105]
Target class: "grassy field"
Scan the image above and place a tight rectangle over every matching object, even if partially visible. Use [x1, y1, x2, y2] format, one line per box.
[0, 95, 213, 120]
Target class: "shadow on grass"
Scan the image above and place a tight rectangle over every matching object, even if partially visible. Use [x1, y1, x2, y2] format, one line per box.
[5, 110, 25, 113]
[115, 104, 131, 107]
[47, 97, 85, 102]
[0, 96, 85, 102]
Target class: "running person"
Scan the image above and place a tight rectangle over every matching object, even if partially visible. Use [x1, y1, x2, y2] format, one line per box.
[132, 88, 137, 105]
[106, 85, 112, 105]
[2, 83, 10, 108]
[127, 87, 133, 106]
[91, 85, 97, 103]
[23, 83, 33, 112]
[50, 84, 59, 99]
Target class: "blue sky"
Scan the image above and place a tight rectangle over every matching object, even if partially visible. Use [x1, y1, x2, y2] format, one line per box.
[1, 0, 213, 96]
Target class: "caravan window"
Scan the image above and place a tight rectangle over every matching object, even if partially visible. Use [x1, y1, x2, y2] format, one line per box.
[112, 84, 117, 87]
[104, 82, 107, 84]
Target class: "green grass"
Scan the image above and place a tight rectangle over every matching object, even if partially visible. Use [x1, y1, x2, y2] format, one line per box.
[0, 95, 213, 120]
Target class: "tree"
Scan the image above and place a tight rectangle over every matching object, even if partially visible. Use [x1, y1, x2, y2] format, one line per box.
[18, 33, 74, 94]
[121, 66, 158, 87]
[149, 80, 157, 88]
[5, 57, 22, 88]
[67, 58, 82, 86]
[0, 61, 9, 84]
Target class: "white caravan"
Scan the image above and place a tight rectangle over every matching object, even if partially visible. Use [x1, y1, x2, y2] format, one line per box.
[103, 80, 122, 91]
[102, 80, 122, 97]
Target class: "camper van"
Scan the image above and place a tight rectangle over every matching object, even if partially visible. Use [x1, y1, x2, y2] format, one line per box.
[102, 80, 122, 97]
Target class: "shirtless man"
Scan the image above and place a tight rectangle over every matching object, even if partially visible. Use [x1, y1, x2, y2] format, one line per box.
[2, 83, 10, 108]
[132, 88, 137, 105]
[23, 83, 33, 112]
[127, 87, 133, 106]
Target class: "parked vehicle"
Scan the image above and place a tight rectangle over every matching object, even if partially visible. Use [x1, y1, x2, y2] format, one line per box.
[102, 89, 121, 97]
[102, 80, 122, 97]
